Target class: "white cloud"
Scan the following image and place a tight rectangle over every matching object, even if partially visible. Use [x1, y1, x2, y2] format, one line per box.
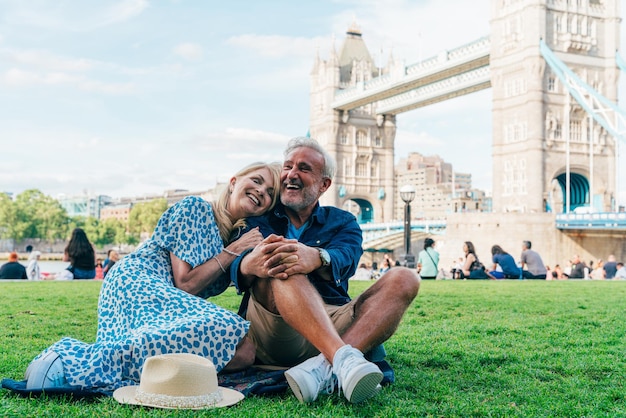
[227, 34, 323, 59]
[1, 67, 135, 94]
[1, 1, 149, 31]
[173, 43, 204, 61]
[102, 0, 150, 25]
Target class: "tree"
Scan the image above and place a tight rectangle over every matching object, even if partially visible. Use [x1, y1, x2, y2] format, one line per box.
[13, 189, 70, 241]
[0, 193, 19, 243]
[128, 199, 168, 238]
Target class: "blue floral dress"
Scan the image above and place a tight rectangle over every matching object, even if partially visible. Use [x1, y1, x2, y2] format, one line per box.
[37, 196, 249, 394]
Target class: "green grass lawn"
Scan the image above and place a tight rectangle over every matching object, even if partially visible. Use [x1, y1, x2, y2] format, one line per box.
[1, 280, 625, 417]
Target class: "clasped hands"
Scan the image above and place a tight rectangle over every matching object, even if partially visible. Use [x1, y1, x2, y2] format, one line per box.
[241, 234, 319, 281]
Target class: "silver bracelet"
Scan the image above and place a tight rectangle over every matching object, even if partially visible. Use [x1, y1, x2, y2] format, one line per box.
[214, 256, 226, 273]
[223, 248, 241, 257]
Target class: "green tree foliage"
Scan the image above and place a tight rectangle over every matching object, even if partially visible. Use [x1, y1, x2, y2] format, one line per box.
[0, 189, 167, 248]
[128, 198, 168, 237]
[9, 190, 69, 241]
[0, 192, 19, 241]
[0, 189, 141, 247]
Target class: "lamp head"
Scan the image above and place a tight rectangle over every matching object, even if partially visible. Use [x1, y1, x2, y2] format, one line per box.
[399, 185, 416, 203]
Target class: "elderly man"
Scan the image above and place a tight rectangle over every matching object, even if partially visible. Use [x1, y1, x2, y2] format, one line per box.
[230, 137, 420, 404]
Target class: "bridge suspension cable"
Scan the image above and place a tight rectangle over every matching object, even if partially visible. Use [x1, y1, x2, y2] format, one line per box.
[540, 39, 626, 143]
[540, 40, 625, 211]
[616, 51, 626, 74]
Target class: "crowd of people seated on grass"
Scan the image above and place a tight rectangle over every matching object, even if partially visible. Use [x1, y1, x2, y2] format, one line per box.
[444, 241, 624, 281]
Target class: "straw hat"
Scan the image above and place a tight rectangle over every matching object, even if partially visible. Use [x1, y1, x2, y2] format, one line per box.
[113, 353, 244, 409]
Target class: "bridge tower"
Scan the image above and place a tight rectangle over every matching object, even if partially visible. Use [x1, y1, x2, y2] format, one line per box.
[309, 23, 397, 223]
[311, 2, 620, 220]
[490, 0, 620, 213]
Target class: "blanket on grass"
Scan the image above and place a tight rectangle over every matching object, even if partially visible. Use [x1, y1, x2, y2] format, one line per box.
[2, 360, 394, 399]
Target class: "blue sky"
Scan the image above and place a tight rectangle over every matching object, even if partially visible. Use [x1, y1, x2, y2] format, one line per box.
[0, 0, 624, 206]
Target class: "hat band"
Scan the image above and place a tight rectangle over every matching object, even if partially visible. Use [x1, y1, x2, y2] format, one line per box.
[135, 388, 223, 409]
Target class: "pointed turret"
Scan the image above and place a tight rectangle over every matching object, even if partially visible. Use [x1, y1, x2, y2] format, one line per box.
[337, 21, 377, 84]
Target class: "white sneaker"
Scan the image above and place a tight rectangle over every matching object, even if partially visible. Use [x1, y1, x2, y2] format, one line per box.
[332, 345, 383, 403]
[284, 353, 336, 403]
[25, 351, 69, 390]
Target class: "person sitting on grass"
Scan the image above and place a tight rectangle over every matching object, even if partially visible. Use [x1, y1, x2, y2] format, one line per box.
[21, 162, 281, 395]
[615, 262, 626, 280]
[489, 245, 520, 279]
[0, 252, 27, 280]
[230, 137, 420, 404]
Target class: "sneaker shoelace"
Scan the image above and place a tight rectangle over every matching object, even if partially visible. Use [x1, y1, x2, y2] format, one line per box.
[335, 349, 374, 396]
[311, 357, 336, 396]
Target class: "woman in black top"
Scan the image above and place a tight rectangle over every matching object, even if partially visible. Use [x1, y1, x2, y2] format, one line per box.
[63, 228, 96, 280]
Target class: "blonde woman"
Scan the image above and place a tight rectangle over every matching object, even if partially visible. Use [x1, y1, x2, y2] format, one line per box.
[24, 161, 281, 395]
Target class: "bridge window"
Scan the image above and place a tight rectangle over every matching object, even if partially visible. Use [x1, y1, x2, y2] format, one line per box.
[356, 162, 367, 177]
[340, 132, 348, 145]
[555, 122, 562, 138]
[547, 74, 556, 91]
[556, 15, 562, 33]
[375, 136, 382, 147]
[571, 120, 582, 142]
[371, 161, 379, 178]
[356, 130, 367, 146]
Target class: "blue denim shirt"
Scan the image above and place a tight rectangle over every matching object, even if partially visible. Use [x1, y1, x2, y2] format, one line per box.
[230, 202, 363, 306]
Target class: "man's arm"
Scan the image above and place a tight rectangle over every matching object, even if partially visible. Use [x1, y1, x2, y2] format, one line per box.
[230, 235, 299, 291]
[266, 211, 363, 285]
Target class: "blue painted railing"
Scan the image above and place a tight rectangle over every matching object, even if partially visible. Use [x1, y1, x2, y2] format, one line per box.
[555, 212, 626, 230]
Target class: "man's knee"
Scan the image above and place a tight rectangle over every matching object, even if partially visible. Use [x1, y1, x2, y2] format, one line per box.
[384, 267, 420, 299]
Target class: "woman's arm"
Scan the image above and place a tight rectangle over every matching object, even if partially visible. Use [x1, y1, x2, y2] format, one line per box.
[462, 254, 475, 276]
[172, 228, 265, 295]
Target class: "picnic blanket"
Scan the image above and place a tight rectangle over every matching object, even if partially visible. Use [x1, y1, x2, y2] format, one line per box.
[2, 360, 394, 399]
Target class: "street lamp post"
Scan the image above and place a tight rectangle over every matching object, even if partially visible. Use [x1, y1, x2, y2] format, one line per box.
[399, 185, 416, 268]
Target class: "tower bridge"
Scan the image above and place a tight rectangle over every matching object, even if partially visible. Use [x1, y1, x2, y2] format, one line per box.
[308, 0, 626, 266]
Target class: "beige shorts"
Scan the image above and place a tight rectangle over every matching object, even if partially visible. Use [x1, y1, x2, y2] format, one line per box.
[245, 291, 356, 367]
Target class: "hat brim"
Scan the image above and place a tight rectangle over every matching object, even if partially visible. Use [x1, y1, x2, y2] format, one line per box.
[113, 385, 244, 409]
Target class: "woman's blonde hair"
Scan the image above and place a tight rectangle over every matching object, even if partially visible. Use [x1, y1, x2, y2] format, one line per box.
[213, 161, 281, 243]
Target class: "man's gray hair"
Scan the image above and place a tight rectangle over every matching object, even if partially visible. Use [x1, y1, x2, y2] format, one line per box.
[284, 137, 336, 179]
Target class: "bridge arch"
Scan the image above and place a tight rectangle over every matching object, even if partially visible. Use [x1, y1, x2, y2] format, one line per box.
[341, 197, 375, 224]
[555, 172, 589, 213]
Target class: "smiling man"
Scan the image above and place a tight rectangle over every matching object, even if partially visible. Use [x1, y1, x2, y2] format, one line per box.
[229, 137, 420, 404]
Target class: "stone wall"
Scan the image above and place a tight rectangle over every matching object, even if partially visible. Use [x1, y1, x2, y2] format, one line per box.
[436, 213, 626, 272]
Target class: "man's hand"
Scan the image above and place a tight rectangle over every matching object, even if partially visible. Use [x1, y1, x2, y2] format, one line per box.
[240, 234, 299, 281]
[266, 242, 323, 280]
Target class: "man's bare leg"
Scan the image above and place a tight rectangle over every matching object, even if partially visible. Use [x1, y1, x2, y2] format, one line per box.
[340, 267, 420, 354]
[252, 273, 345, 362]
[252, 273, 384, 403]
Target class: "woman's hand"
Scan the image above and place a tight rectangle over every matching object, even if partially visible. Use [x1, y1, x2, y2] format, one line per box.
[227, 227, 264, 255]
